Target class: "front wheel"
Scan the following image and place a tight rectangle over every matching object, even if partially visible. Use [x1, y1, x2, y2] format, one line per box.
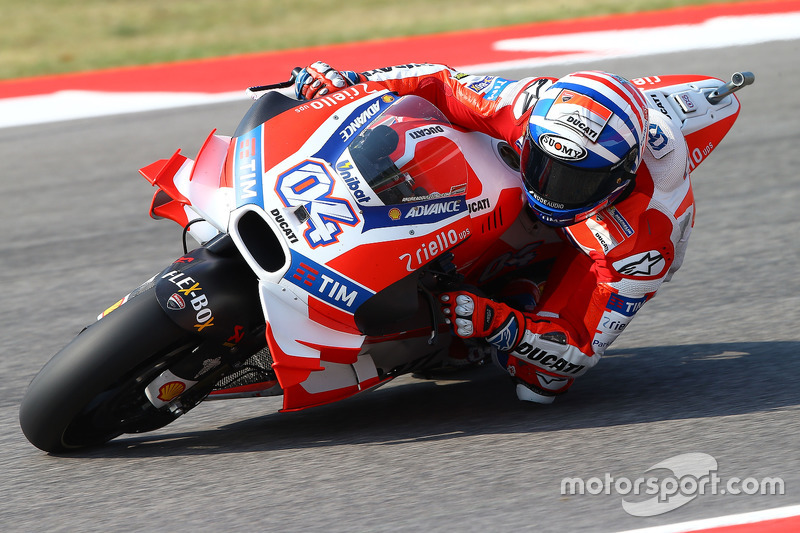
[19, 287, 202, 453]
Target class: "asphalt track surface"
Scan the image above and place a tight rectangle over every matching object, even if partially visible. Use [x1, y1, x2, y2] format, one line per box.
[1, 40, 799, 532]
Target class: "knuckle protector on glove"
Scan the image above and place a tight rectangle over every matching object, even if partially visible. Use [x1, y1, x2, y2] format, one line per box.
[325, 70, 346, 87]
[312, 61, 332, 72]
[454, 318, 473, 337]
[454, 294, 475, 317]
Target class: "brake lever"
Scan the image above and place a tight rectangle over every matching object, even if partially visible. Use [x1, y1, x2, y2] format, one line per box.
[245, 67, 303, 100]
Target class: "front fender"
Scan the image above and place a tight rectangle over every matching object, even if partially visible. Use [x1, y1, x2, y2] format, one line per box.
[154, 235, 262, 343]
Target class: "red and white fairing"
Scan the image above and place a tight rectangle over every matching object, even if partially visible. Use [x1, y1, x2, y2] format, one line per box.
[140, 83, 533, 410]
[632, 74, 741, 173]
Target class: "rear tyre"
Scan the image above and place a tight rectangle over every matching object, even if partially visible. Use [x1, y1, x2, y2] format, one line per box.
[19, 288, 201, 453]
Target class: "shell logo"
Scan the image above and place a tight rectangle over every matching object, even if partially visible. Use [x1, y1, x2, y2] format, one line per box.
[157, 381, 186, 402]
[388, 208, 402, 220]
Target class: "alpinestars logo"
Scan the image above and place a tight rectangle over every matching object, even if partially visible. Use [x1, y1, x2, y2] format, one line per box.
[613, 251, 666, 277]
[513, 78, 552, 120]
[277, 160, 359, 248]
[486, 315, 520, 352]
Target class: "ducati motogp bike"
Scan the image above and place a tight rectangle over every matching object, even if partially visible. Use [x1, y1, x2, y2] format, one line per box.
[19, 69, 753, 452]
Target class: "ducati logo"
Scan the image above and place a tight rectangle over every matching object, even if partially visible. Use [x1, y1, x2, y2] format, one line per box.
[166, 293, 185, 310]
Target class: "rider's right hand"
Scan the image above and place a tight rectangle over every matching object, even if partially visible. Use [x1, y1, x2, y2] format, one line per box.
[440, 290, 526, 352]
[294, 61, 359, 100]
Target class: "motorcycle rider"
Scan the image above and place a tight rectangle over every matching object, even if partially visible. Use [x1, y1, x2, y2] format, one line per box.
[293, 61, 693, 404]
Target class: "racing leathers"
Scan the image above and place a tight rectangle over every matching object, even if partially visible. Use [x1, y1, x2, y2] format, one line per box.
[304, 62, 694, 403]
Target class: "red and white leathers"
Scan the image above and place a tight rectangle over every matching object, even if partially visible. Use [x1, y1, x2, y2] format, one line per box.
[344, 63, 694, 402]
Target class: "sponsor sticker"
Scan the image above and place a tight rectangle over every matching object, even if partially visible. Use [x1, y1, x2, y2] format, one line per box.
[468, 198, 491, 214]
[285, 249, 373, 311]
[606, 206, 635, 237]
[268, 208, 300, 244]
[234, 127, 264, 208]
[649, 93, 673, 119]
[586, 218, 619, 254]
[399, 226, 471, 271]
[363, 196, 467, 231]
[613, 251, 666, 277]
[647, 123, 673, 159]
[157, 381, 186, 402]
[465, 76, 512, 101]
[167, 293, 186, 310]
[605, 293, 648, 317]
[404, 199, 462, 219]
[546, 89, 613, 141]
[408, 125, 445, 140]
[161, 270, 215, 332]
[591, 331, 617, 351]
[538, 133, 587, 161]
[513, 78, 552, 120]
[336, 159, 373, 203]
[484, 78, 511, 101]
[339, 100, 382, 142]
[466, 76, 494, 93]
[674, 91, 698, 113]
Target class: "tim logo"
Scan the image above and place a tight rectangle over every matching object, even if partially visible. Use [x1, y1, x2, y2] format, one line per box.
[235, 128, 264, 207]
[277, 160, 359, 248]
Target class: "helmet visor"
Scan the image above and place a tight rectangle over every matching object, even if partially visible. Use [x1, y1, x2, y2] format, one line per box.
[521, 138, 636, 210]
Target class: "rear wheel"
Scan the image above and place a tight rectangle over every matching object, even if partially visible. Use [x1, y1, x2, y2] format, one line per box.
[20, 287, 203, 453]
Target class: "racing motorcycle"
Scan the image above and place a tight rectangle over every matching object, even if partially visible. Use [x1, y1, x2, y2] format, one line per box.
[19, 69, 753, 453]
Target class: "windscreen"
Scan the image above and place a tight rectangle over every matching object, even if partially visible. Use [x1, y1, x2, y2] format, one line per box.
[343, 95, 468, 206]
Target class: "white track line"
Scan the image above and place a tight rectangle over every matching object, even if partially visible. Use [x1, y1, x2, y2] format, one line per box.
[617, 503, 800, 533]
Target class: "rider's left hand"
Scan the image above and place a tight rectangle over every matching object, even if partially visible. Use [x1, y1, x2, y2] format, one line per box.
[295, 61, 359, 100]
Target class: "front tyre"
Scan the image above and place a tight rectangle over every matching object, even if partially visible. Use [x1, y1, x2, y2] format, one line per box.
[20, 288, 200, 453]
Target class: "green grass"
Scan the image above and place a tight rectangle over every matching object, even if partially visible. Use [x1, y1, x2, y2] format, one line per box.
[1, 0, 751, 80]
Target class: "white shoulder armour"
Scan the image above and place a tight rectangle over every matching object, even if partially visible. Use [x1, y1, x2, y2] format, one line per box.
[644, 111, 689, 193]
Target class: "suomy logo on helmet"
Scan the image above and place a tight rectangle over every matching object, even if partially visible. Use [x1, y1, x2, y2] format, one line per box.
[538, 133, 587, 161]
